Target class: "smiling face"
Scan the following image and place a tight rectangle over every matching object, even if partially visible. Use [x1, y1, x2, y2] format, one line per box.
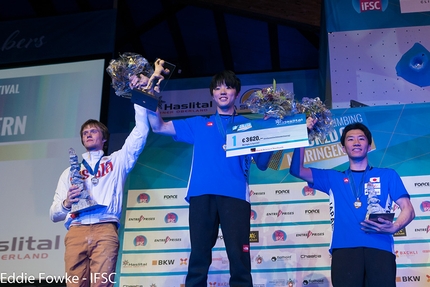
[209, 70, 241, 115]
[212, 81, 238, 114]
[341, 129, 371, 161]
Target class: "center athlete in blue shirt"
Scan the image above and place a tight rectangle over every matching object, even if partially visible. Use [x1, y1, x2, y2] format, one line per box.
[146, 70, 274, 287]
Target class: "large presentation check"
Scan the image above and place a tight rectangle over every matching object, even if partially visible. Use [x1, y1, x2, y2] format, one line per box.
[225, 114, 309, 157]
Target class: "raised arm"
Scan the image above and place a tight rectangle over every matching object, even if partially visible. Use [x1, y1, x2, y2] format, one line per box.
[290, 147, 314, 184]
[147, 108, 176, 136]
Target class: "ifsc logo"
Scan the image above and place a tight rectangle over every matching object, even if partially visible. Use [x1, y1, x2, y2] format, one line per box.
[352, 0, 389, 13]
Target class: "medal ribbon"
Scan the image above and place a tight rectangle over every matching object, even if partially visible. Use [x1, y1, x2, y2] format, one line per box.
[346, 165, 370, 203]
[214, 111, 235, 140]
[82, 157, 103, 179]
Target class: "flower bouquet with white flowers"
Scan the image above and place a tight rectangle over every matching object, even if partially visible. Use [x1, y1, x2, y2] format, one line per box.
[246, 80, 297, 119]
[296, 97, 335, 142]
[106, 52, 154, 98]
[245, 80, 334, 142]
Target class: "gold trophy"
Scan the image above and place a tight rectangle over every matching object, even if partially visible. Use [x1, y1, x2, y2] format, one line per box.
[106, 53, 175, 111]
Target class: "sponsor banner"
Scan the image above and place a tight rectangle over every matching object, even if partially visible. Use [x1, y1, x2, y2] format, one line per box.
[250, 246, 331, 270]
[400, 175, 430, 194]
[126, 188, 187, 208]
[158, 88, 213, 118]
[127, 183, 328, 207]
[122, 230, 189, 250]
[252, 269, 332, 287]
[0, 235, 64, 277]
[0, 11, 115, 65]
[249, 183, 328, 202]
[159, 82, 294, 118]
[119, 253, 150, 273]
[394, 218, 430, 240]
[325, 0, 430, 32]
[116, 270, 335, 287]
[119, 275, 186, 287]
[122, 248, 330, 275]
[124, 208, 189, 229]
[409, 197, 430, 216]
[120, 253, 188, 274]
[250, 202, 331, 224]
[395, 242, 430, 264]
[0, 60, 105, 144]
[396, 267, 430, 284]
[400, 0, 430, 13]
[248, 225, 332, 247]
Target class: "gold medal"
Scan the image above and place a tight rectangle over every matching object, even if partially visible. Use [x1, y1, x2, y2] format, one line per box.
[354, 198, 362, 208]
[347, 167, 370, 210]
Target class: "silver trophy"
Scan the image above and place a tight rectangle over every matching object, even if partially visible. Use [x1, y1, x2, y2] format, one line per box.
[68, 148, 100, 215]
[365, 182, 394, 222]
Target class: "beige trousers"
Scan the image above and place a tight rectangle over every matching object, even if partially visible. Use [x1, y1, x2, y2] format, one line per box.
[64, 223, 119, 287]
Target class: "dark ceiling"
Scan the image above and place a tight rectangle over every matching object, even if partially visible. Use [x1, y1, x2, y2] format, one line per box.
[0, 0, 322, 79]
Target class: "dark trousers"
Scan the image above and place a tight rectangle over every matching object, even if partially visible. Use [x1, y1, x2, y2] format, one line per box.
[331, 247, 396, 287]
[185, 195, 252, 287]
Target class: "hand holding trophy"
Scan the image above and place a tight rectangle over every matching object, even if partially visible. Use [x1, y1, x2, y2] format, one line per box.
[365, 182, 395, 223]
[68, 148, 99, 217]
[106, 53, 175, 111]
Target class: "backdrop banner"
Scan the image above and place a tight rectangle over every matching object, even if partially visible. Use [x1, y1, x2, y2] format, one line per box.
[0, 10, 116, 65]
[115, 102, 430, 287]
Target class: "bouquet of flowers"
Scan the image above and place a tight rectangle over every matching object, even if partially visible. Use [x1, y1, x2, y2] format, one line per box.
[106, 52, 154, 98]
[245, 80, 334, 142]
[296, 97, 335, 142]
[246, 80, 297, 119]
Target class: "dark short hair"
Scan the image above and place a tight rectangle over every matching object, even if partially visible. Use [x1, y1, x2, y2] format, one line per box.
[209, 70, 241, 96]
[340, 123, 372, 146]
[80, 119, 110, 148]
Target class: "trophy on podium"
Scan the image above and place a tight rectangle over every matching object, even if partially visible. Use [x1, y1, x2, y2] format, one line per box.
[68, 148, 104, 216]
[106, 53, 175, 111]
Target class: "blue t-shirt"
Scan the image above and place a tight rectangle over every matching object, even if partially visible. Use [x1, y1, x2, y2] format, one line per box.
[309, 166, 409, 254]
[173, 114, 252, 202]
